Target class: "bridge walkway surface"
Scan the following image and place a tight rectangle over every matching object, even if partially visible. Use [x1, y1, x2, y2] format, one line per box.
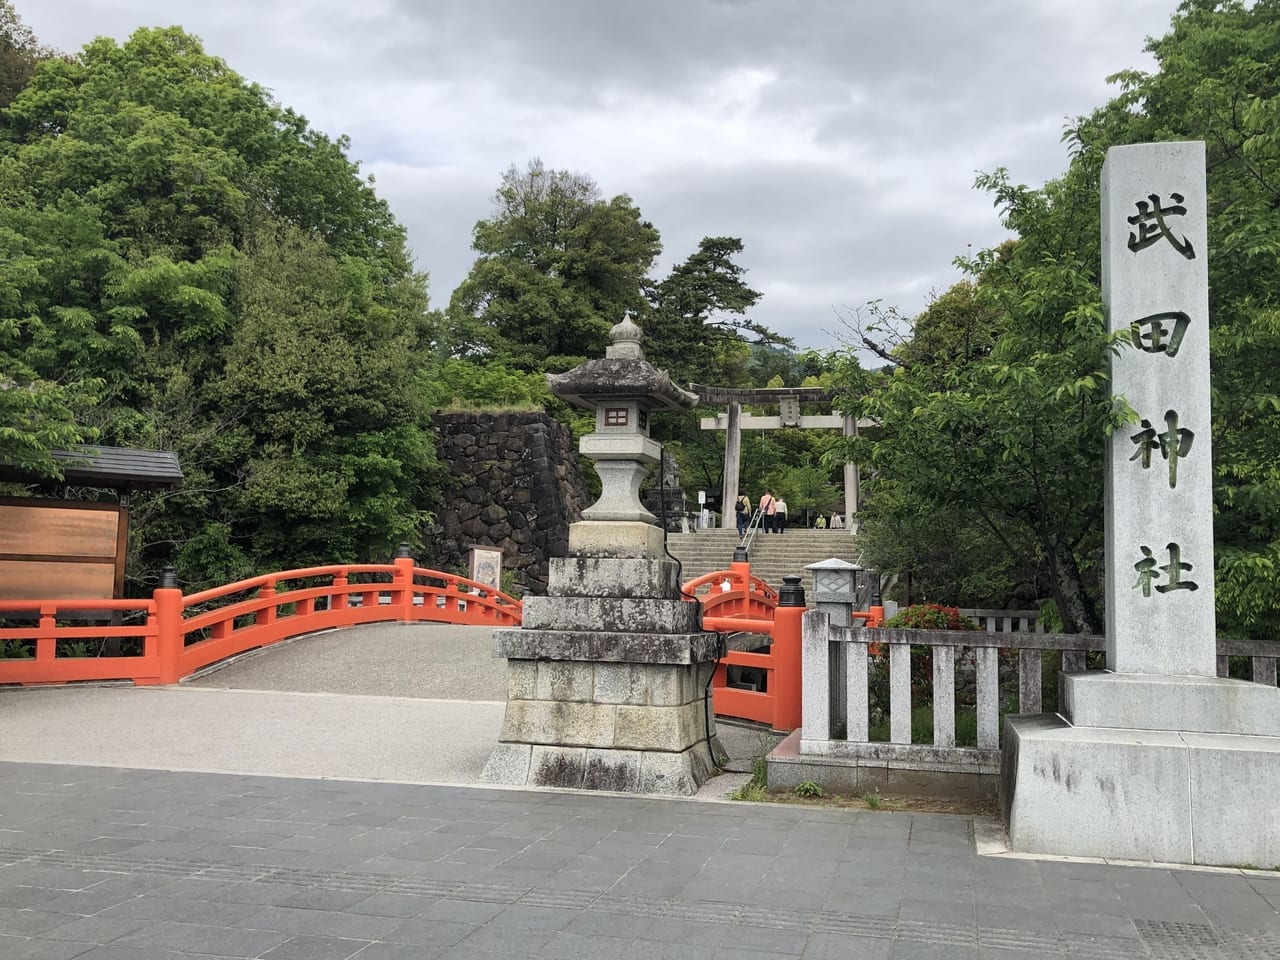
[0, 622, 767, 794]
[1, 624, 1278, 958]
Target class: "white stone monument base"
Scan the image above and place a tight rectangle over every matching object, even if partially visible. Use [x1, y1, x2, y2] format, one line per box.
[1062, 671, 1280, 735]
[1003, 712, 1280, 866]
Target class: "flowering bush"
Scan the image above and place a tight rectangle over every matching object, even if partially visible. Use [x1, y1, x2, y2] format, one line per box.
[884, 604, 977, 631]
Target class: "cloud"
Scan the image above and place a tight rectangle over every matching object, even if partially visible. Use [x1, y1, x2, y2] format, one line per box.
[23, 0, 1180, 356]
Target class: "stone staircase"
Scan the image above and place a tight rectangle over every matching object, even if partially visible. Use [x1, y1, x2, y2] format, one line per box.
[663, 527, 863, 595]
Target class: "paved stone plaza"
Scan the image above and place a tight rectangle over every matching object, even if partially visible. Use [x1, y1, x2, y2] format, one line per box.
[2, 761, 1280, 959]
[0, 625, 1278, 957]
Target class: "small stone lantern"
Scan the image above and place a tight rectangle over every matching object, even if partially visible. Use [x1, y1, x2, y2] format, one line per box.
[805, 558, 862, 627]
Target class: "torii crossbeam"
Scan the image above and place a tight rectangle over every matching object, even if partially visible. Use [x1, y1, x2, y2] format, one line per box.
[690, 384, 873, 531]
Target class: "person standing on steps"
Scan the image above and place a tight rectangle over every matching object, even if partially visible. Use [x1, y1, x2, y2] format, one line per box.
[734, 490, 751, 537]
[774, 496, 788, 534]
[758, 488, 777, 534]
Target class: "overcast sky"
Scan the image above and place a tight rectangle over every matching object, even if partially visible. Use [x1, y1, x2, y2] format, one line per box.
[24, 0, 1180, 355]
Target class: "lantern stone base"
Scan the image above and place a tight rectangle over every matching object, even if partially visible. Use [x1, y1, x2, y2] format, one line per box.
[480, 645, 720, 795]
[566, 520, 666, 559]
[1002, 675, 1280, 866]
[480, 555, 722, 796]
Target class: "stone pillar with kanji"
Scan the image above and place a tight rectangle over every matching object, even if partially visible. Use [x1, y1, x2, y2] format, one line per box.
[1002, 141, 1280, 866]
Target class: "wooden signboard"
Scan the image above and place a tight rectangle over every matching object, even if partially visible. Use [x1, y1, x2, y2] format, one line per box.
[0, 498, 127, 600]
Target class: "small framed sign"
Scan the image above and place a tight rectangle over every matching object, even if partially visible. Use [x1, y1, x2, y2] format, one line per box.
[468, 545, 503, 591]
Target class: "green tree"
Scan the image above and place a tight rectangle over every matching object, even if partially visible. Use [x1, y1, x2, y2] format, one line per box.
[833, 175, 1126, 633]
[1, 26, 438, 587]
[843, 0, 1280, 638]
[645, 236, 787, 387]
[446, 159, 661, 370]
[0, 0, 52, 108]
[1063, 0, 1280, 641]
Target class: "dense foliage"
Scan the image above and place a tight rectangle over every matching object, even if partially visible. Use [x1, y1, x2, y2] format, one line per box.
[0, 20, 438, 588]
[838, 0, 1280, 639]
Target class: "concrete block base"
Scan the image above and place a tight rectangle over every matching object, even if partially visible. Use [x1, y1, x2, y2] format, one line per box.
[481, 739, 716, 795]
[1062, 670, 1280, 735]
[567, 521, 665, 559]
[1002, 714, 1280, 866]
[481, 654, 719, 796]
[483, 550, 720, 797]
[768, 731, 997, 800]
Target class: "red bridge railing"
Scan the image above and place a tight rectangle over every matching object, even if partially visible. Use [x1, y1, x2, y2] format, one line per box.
[0, 553, 520, 687]
[684, 560, 884, 732]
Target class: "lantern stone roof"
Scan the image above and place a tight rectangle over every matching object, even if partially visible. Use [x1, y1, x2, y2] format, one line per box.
[547, 316, 698, 413]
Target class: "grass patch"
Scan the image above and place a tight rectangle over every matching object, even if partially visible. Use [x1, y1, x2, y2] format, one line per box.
[867, 705, 1018, 746]
[729, 748, 769, 801]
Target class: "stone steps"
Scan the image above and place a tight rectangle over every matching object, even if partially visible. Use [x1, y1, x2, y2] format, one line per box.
[664, 529, 862, 595]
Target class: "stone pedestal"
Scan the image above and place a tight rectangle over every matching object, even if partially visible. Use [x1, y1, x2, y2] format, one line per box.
[1004, 692, 1280, 866]
[481, 555, 721, 795]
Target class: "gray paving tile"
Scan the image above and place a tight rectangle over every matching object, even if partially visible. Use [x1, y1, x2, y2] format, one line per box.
[485, 904, 579, 931]
[566, 909, 653, 939]
[535, 930, 633, 959]
[1055, 909, 1144, 941]
[48, 947, 183, 960]
[277, 887, 374, 911]
[0, 907, 81, 936]
[801, 932, 892, 959]
[622, 941, 716, 960]
[976, 949, 1050, 960]
[346, 891, 434, 918]
[719, 921, 807, 955]
[381, 918, 478, 947]
[99, 896, 260, 926]
[353, 943, 450, 959]
[108, 920, 289, 956]
[260, 933, 371, 959]
[973, 903, 1056, 933]
[39, 916, 151, 944]
[891, 941, 978, 959]
[637, 917, 728, 947]
[240, 904, 401, 939]
[455, 922, 555, 955]
[0, 935, 98, 960]
[898, 897, 977, 925]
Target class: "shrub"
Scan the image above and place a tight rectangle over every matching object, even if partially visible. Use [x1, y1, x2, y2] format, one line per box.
[875, 605, 980, 706]
[884, 604, 978, 631]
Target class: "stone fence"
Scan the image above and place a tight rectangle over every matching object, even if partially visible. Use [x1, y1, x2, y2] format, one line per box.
[779, 611, 1280, 798]
[957, 608, 1046, 634]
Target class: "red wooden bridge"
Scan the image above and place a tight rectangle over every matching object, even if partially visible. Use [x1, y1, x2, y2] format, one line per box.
[0, 554, 520, 688]
[0, 554, 883, 733]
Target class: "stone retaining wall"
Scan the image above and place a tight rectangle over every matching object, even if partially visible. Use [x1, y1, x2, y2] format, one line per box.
[422, 412, 589, 596]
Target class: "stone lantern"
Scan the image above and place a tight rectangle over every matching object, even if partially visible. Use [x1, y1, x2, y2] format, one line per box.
[805, 558, 862, 628]
[543, 315, 698, 553]
[480, 316, 722, 795]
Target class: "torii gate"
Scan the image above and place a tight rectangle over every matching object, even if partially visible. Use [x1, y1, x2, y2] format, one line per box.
[691, 384, 872, 531]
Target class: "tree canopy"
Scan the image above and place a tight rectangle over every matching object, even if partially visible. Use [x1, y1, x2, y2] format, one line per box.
[837, 0, 1280, 639]
[446, 159, 661, 372]
[1, 23, 438, 588]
